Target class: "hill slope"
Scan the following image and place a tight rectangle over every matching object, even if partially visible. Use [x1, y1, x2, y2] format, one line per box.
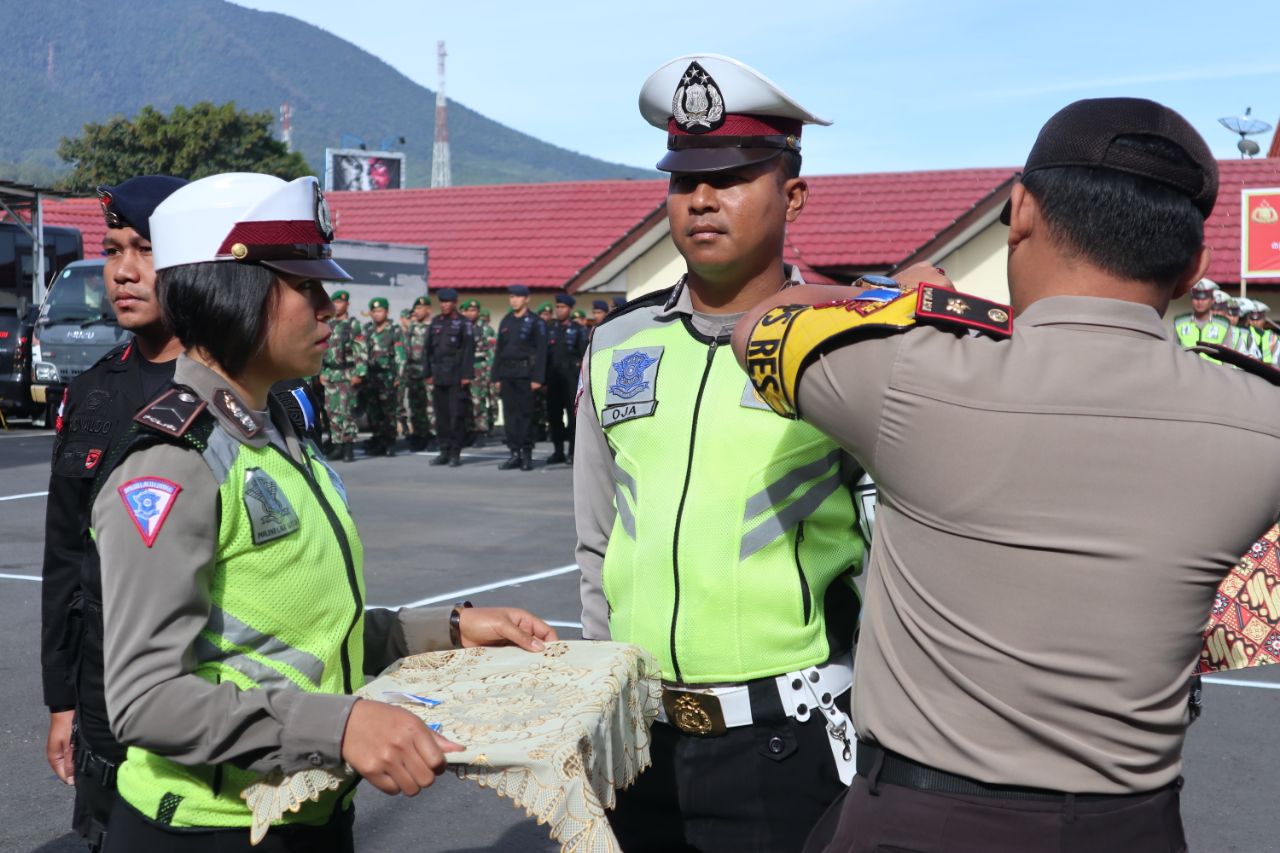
[0, 0, 653, 186]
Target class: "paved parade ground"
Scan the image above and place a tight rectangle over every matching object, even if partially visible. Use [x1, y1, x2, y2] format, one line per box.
[0, 425, 1277, 852]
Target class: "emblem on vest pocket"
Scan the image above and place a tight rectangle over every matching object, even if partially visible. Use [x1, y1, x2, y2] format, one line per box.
[243, 468, 301, 545]
[603, 346, 663, 426]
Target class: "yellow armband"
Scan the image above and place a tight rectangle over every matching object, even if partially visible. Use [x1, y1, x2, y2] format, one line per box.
[744, 285, 1013, 418]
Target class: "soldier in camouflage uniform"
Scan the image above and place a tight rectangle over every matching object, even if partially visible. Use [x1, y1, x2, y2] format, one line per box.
[404, 295, 437, 451]
[479, 308, 499, 434]
[462, 299, 496, 446]
[319, 289, 368, 463]
[363, 296, 406, 456]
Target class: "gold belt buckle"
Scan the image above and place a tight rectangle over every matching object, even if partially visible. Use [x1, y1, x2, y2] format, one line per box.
[661, 688, 728, 736]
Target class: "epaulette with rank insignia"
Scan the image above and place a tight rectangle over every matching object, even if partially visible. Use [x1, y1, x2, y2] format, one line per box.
[133, 386, 208, 437]
[1193, 343, 1280, 385]
[745, 285, 1011, 418]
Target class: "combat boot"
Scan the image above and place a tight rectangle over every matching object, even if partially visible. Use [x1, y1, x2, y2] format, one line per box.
[386, 440, 397, 457]
[499, 452, 522, 470]
[431, 449, 451, 466]
[342, 442, 355, 463]
[520, 448, 534, 471]
[546, 443, 567, 465]
[449, 449, 463, 468]
[325, 442, 343, 461]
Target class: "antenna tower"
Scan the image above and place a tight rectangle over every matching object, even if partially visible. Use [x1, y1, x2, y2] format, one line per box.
[431, 41, 452, 188]
[279, 103, 293, 152]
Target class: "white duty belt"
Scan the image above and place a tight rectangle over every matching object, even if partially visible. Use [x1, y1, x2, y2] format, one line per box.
[655, 653, 857, 784]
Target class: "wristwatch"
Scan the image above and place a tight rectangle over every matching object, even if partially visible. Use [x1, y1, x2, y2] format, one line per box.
[449, 600, 473, 648]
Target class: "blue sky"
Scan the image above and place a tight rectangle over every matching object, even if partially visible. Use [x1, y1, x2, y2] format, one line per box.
[239, 0, 1279, 176]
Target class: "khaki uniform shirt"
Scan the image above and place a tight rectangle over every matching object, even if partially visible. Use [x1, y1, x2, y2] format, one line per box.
[92, 356, 453, 776]
[788, 295, 1280, 793]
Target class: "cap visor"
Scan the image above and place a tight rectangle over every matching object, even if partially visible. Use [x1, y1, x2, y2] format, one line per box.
[656, 147, 784, 174]
[262, 258, 353, 282]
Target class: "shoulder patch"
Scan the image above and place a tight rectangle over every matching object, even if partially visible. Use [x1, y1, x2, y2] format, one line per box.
[117, 476, 183, 547]
[134, 388, 208, 437]
[1193, 343, 1280, 385]
[745, 290, 919, 418]
[914, 286, 1013, 337]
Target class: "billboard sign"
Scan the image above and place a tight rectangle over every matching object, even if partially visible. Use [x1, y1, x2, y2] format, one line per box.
[324, 148, 406, 192]
[1241, 187, 1280, 279]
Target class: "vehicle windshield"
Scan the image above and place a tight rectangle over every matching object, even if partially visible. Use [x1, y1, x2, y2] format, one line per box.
[38, 264, 114, 326]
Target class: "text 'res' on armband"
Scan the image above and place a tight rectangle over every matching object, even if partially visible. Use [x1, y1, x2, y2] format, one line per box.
[746, 303, 809, 418]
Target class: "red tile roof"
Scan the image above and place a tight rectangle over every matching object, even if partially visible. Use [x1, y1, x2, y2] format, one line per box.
[329, 180, 667, 291]
[1204, 159, 1280, 286]
[29, 160, 1280, 289]
[789, 168, 1017, 274]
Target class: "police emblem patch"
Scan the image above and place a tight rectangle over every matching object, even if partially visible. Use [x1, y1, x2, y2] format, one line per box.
[314, 183, 334, 241]
[117, 477, 183, 548]
[603, 345, 663, 426]
[243, 468, 301, 545]
[672, 61, 726, 134]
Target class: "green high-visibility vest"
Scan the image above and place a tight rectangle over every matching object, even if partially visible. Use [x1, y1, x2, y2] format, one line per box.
[1173, 314, 1231, 363]
[115, 418, 364, 829]
[591, 297, 864, 684]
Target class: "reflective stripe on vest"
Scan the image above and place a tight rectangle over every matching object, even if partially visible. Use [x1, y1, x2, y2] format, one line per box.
[118, 426, 363, 829]
[592, 310, 864, 684]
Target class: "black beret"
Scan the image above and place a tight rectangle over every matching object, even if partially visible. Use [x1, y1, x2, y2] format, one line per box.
[613, 296, 626, 308]
[437, 288, 459, 302]
[507, 284, 530, 296]
[555, 293, 575, 307]
[592, 299, 610, 311]
[97, 175, 189, 242]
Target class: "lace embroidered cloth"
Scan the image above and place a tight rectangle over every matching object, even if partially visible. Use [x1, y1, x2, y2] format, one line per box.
[1199, 523, 1280, 672]
[242, 641, 661, 849]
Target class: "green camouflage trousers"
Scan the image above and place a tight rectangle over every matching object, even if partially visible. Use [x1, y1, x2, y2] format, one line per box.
[323, 377, 360, 443]
[406, 376, 433, 438]
[469, 376, 492, 433]
[363, 371, 399, 444]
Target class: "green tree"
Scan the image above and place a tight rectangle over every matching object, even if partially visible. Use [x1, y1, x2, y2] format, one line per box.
[56, 102, 312, 192]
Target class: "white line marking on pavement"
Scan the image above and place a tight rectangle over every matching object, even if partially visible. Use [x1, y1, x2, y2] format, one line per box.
[1203, 675, 1280, 690]
[0, 491, 47, 502]
[0, 431, 54, 440]
[0, 572, 41, 582]
[370, 564, 579, 610]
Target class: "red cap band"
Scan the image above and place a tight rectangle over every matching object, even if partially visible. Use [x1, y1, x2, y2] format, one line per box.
[667, 113, 803, 138]
[216, 220, 325, 255]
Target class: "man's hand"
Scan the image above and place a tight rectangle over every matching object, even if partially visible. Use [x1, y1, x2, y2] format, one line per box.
[426, 377, 434, 386]
[458, 607, 559, 652]
[46, 710, 75, 785]
[494, 381, 501, 393]
[341, 699, 463, 796]
[891, 262, 954, 292]
[318, 376, 329, 387]
[531, 382, 542, 392]
[461, 379, 471, 386]
[352, 376, 363, 387]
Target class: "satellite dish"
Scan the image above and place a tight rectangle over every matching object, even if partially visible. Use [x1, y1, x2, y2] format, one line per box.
[1218, 107, 1273, 158]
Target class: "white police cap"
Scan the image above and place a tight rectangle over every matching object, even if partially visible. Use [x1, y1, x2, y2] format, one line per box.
[639, 53, 830, 173]
[150, 173, 350, 281]
[1212, 288, 1230, 305]
[1190, 277, 1218, 294]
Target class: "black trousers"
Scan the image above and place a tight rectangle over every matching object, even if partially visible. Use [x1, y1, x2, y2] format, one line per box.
[545, 370, 577, 452]
[102, 797, 355, 853]
[72, 730, 119, 852]
[804, 763, 1188, 853]
[432, 382, 470, 452]
[609, 702, 846, 852]
[499, 378, 535, 453]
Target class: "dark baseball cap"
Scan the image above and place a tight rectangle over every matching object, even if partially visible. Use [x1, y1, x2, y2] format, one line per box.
[1000, 97, 1218, 225]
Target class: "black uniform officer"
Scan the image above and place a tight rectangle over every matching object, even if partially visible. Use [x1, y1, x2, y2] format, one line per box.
[544, 292, 587, 465]
[495, 284, 547, 471]
[591, 299, 610, 326]
[424, 287, 476, 467]
[40, 176, 188, 851]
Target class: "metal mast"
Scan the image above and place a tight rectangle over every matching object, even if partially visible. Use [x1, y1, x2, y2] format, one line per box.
[279, 102, 293, 152]
[430, 40, 452, 188]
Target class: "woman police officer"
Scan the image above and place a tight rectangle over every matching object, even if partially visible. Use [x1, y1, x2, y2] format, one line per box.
[89, 173, 556, 851]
